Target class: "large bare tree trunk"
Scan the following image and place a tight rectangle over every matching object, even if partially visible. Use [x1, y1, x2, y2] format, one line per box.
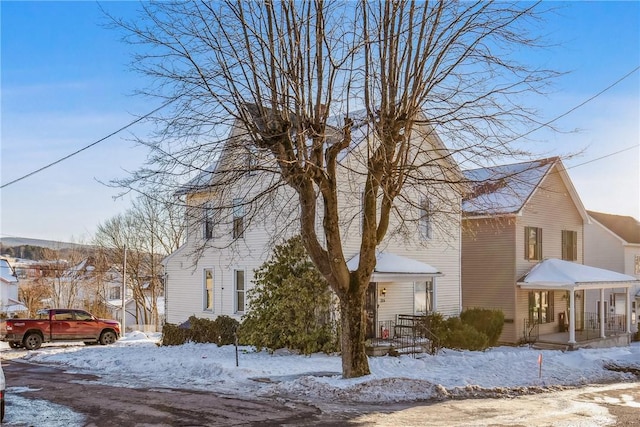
[339, 283, 370, 378]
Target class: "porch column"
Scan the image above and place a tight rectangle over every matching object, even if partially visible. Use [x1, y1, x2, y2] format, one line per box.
[627, 287, 632, 334]
[568, 290, 576, 344]
[600, 288, 606, 338]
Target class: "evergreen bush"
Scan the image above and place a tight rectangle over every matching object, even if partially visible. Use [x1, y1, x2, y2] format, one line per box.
[160, 315, 240, 346]
[160, 322, 191, 346]
[460, 308, 504, 346]
[441, 317, 489, 351]
[238, 236, 339, 354]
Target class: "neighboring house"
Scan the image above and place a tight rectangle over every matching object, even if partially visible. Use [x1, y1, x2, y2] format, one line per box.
[461, 157, 638, 348]
[585, 211, 640, 333]
[103, 267, 165, 332]
[163, 112, 464, 342]
[0, 258, 27, 316]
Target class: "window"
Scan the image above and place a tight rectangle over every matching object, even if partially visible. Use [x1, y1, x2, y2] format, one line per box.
[203, 269, 214, 311]
[203, 204, 214, 240]
[561, 230, 578, 261]
[108, 286, 121, 300]
[635, 255, 640, 275]
[234, 269, 245, 313]
[232, 198, 245, 239]
[529, 290, 554, 324]
[419, 198, 433, 240]
[246, 148, 258, 176]
[414, 279, 434, 315]
[74, 310, 93, 321]
[524, 226, 542, 260]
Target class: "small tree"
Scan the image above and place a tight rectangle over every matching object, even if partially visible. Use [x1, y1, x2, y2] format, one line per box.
[240, 236, 339, 355]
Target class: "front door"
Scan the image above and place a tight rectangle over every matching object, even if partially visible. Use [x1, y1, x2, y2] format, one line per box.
[365, 282, 377, 339]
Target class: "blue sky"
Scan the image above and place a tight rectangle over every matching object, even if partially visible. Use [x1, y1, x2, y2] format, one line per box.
[1, 1, 639, 243]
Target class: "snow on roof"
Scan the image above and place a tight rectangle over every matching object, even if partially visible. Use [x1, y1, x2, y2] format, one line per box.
[0, 258, 18, 283]
[462, 158, 556, 216]
[518, 258, 639, 289]
[175, 162, 220, 196]
[347, 252, 440, 275]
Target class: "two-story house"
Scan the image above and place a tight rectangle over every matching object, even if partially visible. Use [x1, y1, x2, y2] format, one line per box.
[461, 158, 638, 348]
[163, 113, 464, 344]
[585, 211, 640, 333]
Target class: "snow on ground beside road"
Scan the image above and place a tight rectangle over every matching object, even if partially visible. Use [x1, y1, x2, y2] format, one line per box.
[2, 332, 639, 404]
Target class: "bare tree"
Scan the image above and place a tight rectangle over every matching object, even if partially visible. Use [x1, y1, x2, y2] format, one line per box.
[111, 1, 557, 377]
[94, 193, 184, 330]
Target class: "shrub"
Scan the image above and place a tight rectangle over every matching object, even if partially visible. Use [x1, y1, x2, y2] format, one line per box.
[460, 308, 504, 346]
[161, 322, 191, 346]
[417, 312, 494, 351]
[238, 236, 339, 355]
[442, 317, 489, 351]
[213, 315, 240, 346]
[160, 315, 240, 347]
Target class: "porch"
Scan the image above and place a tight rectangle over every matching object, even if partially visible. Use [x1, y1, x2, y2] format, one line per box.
[525, 312, 631, 350]
[518, 259, 638, 348]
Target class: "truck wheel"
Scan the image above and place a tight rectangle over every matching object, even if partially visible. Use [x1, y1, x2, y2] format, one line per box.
[99, 331, 117, 345]
[23, 333, 43, 350]
[9, 341, 22, 349]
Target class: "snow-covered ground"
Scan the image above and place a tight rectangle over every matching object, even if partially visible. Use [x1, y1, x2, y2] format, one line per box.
[2, 332, 639, 404]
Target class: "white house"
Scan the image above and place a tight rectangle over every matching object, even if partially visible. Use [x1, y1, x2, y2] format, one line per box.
[163, 112, 463, 341]
[0, 258, 27, 316]
[585, 211, 640, 333]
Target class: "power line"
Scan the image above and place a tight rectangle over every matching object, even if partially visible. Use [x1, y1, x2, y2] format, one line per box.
[566, 143, 639, 170]
[2, 66, 638, 190]
[0, 97, 178, 189]
[509, 65, 640, 144]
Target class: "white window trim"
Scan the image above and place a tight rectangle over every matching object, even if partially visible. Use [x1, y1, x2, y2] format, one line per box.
[203, 268, 214, 312]
[419, 197, 433, 240]
[234, 268, 246, 314]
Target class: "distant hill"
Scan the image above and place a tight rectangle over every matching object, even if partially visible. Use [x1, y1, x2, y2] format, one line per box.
[0, 237, 91, 251]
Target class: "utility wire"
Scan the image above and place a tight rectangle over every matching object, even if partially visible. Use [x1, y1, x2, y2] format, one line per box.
[2, 66, 638, 190]
[566, 143, 639, 170]
[509, 65, 640, 144]
[0, 97, 178, 189]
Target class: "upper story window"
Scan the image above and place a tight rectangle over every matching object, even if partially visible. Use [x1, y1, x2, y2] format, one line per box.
[246, 148, 258, 176]
[232, 198, 245, 239]
[203, 204, 214, 240]
[419, 198, 433, 240]
[634, 255, 640, 275]
[561, 230, 578, 261]
[524, 226, 542, 261]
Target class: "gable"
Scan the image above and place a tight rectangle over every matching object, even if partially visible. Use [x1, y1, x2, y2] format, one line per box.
[587, 210, 640, 244]
[462, 158, 588, 222]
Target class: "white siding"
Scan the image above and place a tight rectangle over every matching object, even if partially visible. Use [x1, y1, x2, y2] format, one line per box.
[165, 119, 463, 325]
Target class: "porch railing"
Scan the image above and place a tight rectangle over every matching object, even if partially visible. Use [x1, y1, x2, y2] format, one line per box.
[523, 318, 539, 344]
[582, 312, 626, 339]
[368, 315, 440, 356]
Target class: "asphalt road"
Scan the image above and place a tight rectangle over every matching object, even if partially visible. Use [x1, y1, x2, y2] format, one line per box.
[1, 359, 330, 426]
[2, 356, 639, 426]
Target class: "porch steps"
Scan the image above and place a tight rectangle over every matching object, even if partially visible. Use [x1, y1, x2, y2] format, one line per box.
[530, 341, 570, 351]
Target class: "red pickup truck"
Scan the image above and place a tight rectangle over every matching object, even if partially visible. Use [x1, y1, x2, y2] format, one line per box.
[0, 308, 121, 350]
